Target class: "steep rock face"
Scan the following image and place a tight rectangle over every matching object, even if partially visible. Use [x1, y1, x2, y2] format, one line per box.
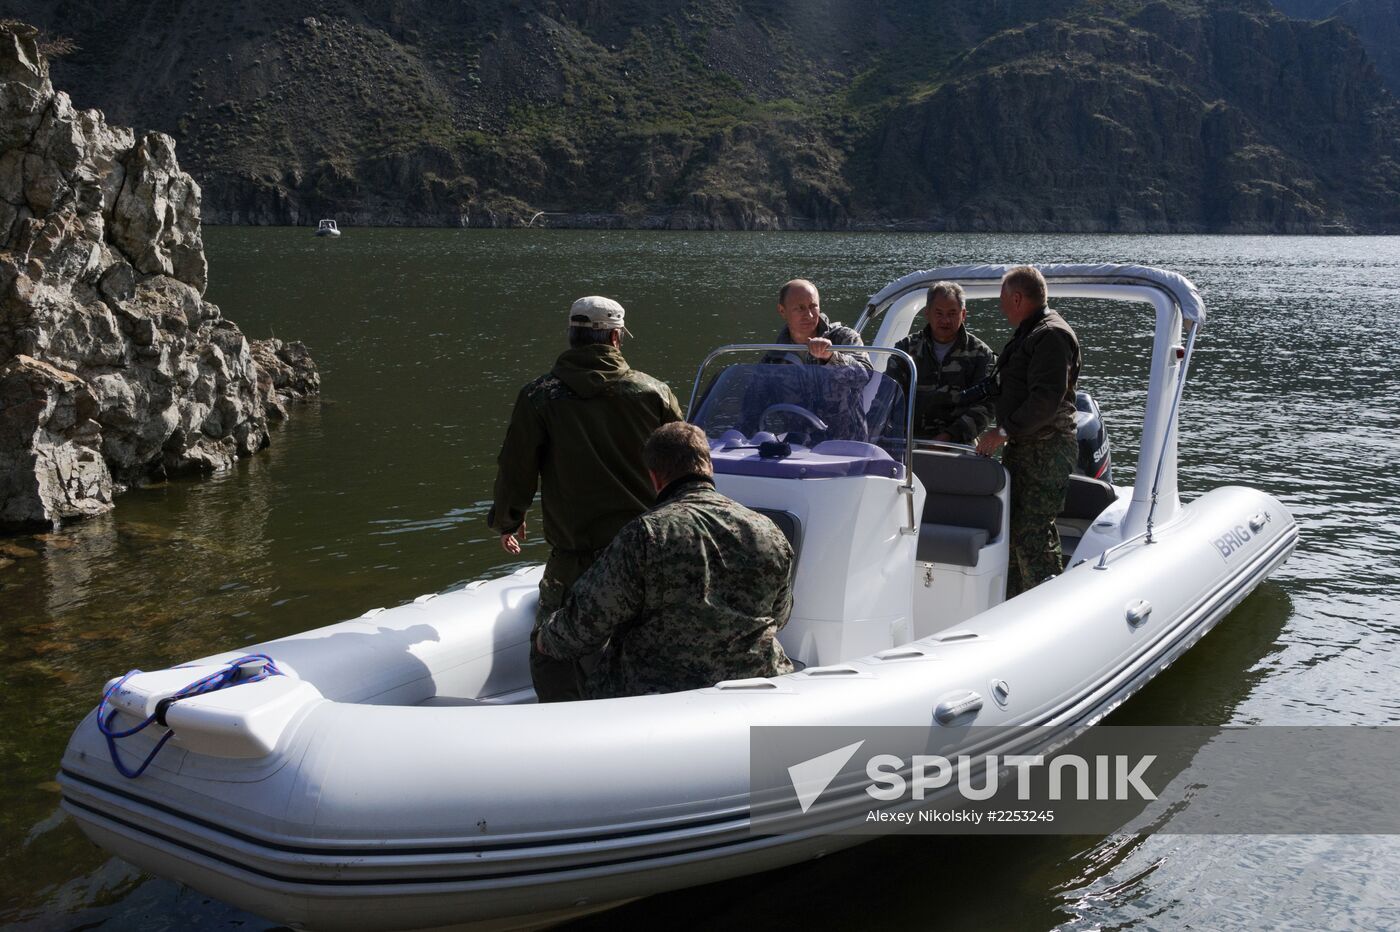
[868, 2, 1399, 232]
[1272, 0, 1400, 97]
[7, 0, 1400, 231]
[0, 26, 318, 530]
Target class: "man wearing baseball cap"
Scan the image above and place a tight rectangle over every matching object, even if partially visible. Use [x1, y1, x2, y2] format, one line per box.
[488, 296, 683, 702]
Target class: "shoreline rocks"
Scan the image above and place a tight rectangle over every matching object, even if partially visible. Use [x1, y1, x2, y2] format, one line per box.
[0, 25, 318, 532]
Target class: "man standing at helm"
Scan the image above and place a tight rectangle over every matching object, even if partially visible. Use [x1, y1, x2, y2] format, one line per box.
[488, 296, 683, 702]
[770, 279, 871, 370]
[974, 266, 1082, 597]
[751, 279, 873, 440]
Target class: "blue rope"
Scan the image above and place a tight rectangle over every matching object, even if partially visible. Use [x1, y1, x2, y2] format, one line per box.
[96, 654, 282, 779]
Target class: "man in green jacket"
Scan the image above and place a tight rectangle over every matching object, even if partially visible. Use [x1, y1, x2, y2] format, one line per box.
[886, 281, 996, 444]
[974, 266, 1082, 597]
[488, 296, 683, 702]
[535, 422, 795, 699]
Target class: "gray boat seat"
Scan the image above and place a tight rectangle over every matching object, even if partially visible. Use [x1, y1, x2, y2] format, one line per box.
[917, 524, 989, 565]
[1061, 474, 1116, 521]
[912, 450, 1007, 567]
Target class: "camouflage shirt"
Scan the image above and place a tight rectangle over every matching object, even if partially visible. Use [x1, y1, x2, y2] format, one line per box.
[487, 345, 683, 554]
[887, 325, 995, 444]
[536, 476, 796, 699]
[994, 307, 1081, 441]
[764, 314, 873, 370]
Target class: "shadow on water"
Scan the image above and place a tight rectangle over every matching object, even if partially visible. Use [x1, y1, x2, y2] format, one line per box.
[567, 585, 1293, 932]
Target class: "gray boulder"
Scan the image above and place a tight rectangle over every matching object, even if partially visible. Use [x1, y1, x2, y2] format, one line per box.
[0, 24, 318, 531]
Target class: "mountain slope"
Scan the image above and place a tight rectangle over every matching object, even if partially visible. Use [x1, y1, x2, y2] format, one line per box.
[1271, 0, 1400, 96]
[6, 0, 1399, 231]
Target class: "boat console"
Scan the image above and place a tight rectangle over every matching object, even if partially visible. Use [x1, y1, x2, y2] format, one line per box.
[689, 349, 1018, 664]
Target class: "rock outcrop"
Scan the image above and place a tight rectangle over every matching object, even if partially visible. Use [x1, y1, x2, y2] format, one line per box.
[0, 25, 317, 531]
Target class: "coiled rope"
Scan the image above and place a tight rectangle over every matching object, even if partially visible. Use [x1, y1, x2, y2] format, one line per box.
[96, 654, 282, 778]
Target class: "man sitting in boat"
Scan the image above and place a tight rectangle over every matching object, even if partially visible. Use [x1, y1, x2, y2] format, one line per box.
[884, 281, 996, 444]
[489, 297, 684, 702]
[535, 422, 796, 698]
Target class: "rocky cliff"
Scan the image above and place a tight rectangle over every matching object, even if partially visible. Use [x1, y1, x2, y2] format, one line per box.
[4, 0, 1400, 232]
[0, 25, 317, 531]
[1272, 0, 1400, 97]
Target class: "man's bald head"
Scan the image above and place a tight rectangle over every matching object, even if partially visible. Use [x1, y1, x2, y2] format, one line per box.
[778, 279, 818, 305]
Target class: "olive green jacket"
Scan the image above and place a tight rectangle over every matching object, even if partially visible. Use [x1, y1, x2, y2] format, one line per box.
[994, 307, 1081, 441]
[487, 345, 682, 554]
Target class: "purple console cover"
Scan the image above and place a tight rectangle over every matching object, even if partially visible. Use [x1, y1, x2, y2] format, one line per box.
[709, 439, 905, 480]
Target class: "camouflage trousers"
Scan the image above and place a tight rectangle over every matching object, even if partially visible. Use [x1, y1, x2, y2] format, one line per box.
[1003, 433, 1077, 598]
[530, 548, 598, 703]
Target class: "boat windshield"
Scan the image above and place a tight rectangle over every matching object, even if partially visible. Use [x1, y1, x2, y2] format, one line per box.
[691, 361, 908, 461]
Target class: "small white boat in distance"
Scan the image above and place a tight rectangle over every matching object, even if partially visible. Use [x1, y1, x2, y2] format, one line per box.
[314, 218, 340, 237]
[58, 264, 1296, 932]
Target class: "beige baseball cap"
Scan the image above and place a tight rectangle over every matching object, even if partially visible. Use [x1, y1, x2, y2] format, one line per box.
[569, 296, 632, 336]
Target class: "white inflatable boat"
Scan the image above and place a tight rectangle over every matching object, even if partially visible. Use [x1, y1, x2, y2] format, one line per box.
[314, 219, 341, 237]
[58, 265, 1296, 931]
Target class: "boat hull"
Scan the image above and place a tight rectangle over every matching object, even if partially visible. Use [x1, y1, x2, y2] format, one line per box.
[58, 485, 1296, 931]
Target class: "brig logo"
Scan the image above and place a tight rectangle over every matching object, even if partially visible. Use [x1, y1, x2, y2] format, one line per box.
[1212, 525, 1253, 559]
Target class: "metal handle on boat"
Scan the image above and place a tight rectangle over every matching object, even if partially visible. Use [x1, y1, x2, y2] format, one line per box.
[934, 690, 984, 724]
[1125, 599, 1152, 627]
[898, 483, 917, 535]
[685, 344, 922, 537]
[1092, 528, 1152, 570]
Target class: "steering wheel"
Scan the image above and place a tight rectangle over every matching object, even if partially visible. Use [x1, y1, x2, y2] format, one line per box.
[759, 403, 828, 435]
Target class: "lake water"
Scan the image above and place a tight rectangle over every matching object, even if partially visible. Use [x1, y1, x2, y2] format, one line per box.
[2, 230, 1398, 930]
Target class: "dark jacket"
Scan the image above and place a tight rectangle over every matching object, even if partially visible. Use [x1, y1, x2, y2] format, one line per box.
[487, 344, 682, 554]
[765, 314, 872, 370]
[536, 476, 795, 699]
[888, 324, 996, 443]
[995, 307, 1081, 441]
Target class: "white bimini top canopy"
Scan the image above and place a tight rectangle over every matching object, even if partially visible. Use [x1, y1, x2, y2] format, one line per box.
[860, 263, 1205, 331]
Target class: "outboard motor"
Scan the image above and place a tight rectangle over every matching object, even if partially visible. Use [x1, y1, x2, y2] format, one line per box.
[1074, 390, 1111, 483]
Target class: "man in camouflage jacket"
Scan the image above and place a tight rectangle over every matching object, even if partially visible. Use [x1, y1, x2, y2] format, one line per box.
[536, 422, 795, 699]
[489, 296, 683, 702]
[764, 278, 872, 370]
[886, 281, 996, 444]
[975, 267, 1082, 597]
[746, 278, 874, 442]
